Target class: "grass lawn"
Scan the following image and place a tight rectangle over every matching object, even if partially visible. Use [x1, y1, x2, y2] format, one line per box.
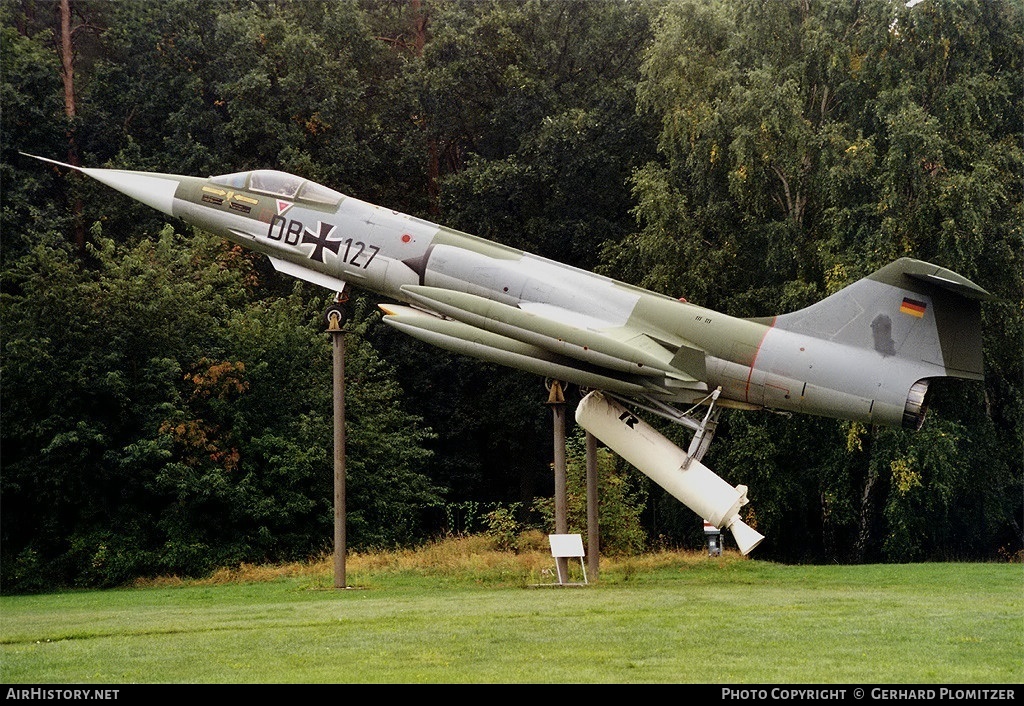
[1, 543, 1021, 684]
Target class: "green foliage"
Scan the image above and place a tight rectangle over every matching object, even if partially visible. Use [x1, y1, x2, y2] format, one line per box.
[337, 298, 443, 549]
[0, 10, 74, 262]
[483, 503, 522, 551]
[429, 0, 658, 269]
[0, 226, 439, 590]
[386, 0, 663, 522]
[530, 428, 648, 555]
[1, 0, 1020, 590]
[2, 227, 245, 587]
[606, 0, 1023, 562]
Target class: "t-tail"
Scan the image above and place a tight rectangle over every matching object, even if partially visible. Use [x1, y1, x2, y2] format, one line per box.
[758, 258, 994, 429]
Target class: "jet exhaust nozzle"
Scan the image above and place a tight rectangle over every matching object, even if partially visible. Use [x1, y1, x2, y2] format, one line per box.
[726, 517, 765, 556]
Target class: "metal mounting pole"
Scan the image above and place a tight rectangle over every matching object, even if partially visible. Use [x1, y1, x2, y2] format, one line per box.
[546, 380, 568, 582]
[586, 430, 599, 582]
[327, 293, 348, 589]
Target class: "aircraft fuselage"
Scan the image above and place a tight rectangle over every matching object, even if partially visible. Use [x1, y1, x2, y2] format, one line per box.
[167, 171, 941, 428]
[26, 157, 983, 433]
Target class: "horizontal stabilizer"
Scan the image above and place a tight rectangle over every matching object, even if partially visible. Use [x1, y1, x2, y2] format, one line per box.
[894, 260, 998, 301]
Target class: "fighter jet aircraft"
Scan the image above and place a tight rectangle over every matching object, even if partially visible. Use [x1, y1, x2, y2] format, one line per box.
[22, 154, 993, 554]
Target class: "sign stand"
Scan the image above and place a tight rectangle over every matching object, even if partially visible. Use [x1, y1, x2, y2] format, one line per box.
[548, 533, 588, 585]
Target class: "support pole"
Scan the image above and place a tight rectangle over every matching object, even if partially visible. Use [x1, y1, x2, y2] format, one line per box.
[326, 294, 348, 589]
[586, 431, 599, 582]
[546, 380, 568, 582]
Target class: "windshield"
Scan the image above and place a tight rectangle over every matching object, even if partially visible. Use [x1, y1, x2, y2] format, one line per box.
[209, 171, 248, 189]
[248, 170, 304, 198]
[297, 180, 344, 205]
[209, 169, 343, 206]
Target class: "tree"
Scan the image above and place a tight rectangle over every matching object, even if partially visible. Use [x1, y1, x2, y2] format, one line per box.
[377, 0, 662, 519]
[422, 0, 658, 268]
[606, 0, 1022, 561]
[1, 226, 255, 588]
[531, 428, 648, 555]
[0, 226, 441, 590]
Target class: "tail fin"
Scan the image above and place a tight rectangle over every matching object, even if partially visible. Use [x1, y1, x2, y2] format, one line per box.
[770, 258, 993, 380]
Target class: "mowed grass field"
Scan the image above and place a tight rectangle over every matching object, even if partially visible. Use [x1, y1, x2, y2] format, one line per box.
[1, 539, 1021, 684]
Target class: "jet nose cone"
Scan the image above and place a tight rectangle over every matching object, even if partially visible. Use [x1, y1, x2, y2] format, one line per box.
[81, 167, 184, 217]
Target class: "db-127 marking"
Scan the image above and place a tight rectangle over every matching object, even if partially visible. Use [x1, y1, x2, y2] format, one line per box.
[268, 215, 379, 267]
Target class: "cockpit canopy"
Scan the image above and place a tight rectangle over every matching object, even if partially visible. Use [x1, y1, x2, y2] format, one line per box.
[209, 169, 343, 206]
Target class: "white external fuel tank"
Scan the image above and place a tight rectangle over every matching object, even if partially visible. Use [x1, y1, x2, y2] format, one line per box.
[575, 391, 765, 555]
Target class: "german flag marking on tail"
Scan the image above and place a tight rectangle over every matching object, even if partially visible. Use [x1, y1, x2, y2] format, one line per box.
[900, 297, 927, 318]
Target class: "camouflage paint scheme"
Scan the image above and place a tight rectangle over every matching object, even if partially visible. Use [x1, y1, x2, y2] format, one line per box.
[25, 157, 992, 432]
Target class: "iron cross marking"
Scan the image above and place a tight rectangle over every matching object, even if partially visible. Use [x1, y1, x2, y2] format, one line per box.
[301, 221, 343, 263]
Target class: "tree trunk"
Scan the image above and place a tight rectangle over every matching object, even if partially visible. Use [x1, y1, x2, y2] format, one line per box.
[852, 427, 877, 563]
[58, 0, 85, 252]
[409, 0, 440, 216]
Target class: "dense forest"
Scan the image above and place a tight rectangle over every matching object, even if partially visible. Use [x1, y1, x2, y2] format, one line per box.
[1, 0, 1021, 592]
